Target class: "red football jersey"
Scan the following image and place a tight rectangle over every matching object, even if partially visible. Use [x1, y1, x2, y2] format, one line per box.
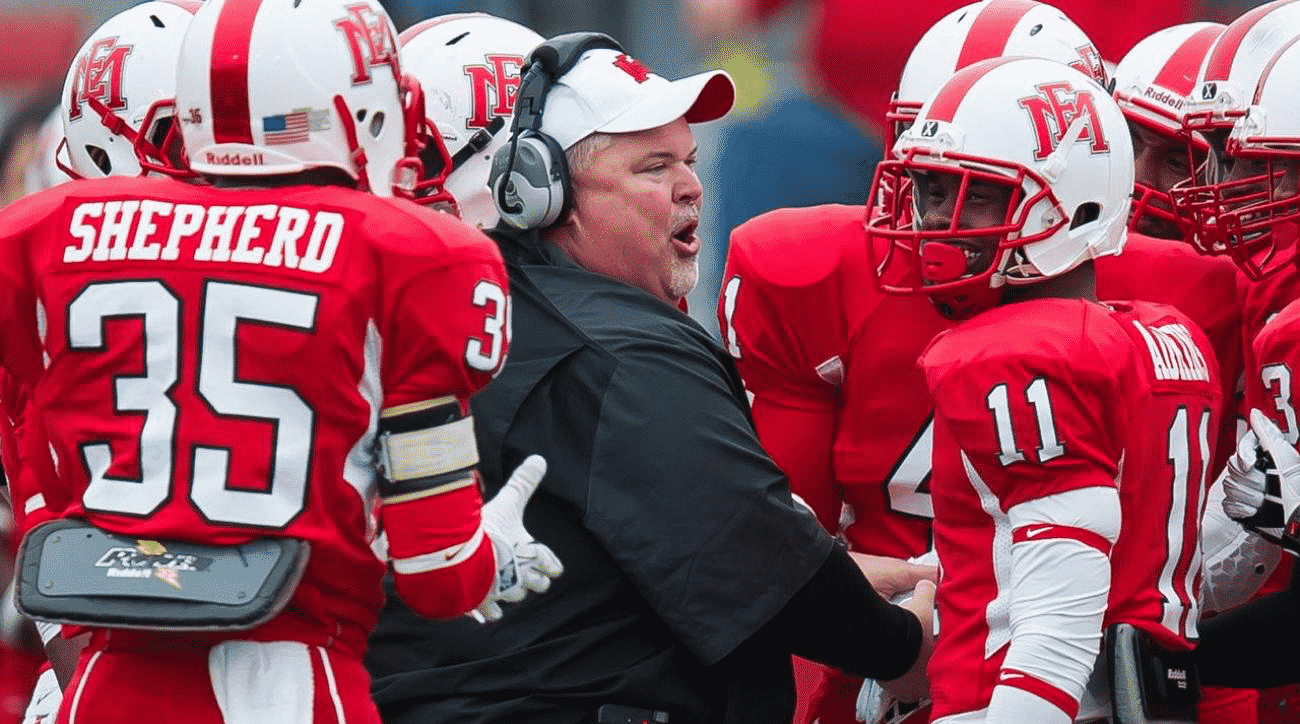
[0, 176, 510, 656]
[921, 298, 1219, 719]
[1096, 232, 1240, 474]
[719, 205, 950, 556]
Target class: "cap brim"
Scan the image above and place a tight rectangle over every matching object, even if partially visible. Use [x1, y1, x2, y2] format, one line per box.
[596, 70, 735, 135]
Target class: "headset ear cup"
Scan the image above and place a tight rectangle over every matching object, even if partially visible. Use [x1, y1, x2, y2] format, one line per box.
[489, 130, 569, 230]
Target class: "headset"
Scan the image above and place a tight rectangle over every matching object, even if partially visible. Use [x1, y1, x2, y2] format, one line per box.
[490, 32, 626, 230]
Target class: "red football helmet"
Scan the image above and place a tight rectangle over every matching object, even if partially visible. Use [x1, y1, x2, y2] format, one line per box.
[1168, 0, 1300, 279]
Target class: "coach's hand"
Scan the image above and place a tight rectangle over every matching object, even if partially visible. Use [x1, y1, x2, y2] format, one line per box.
[475, 455, 563, 623]
[881, 580, 935, 704]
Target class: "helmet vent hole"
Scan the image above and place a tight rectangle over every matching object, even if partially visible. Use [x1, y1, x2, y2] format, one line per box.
[447, 32, 470, 46]
[369, 111, 386, 138]
[1070, 202, 1100, 229]
[958, 11, 968, 22]
[356, 109, 367, 122]
[86, 145, 112, 175]
[149, 14, 165, 28]
[1029, 24, 1043, 36]
[293, 0, 303, 7]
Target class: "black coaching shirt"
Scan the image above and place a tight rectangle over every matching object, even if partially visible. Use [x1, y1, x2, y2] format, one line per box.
[366, 232, 834, 724]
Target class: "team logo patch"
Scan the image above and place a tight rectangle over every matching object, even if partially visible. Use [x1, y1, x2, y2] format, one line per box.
[613, 54, 652, 83]
[920, 120, 940, 137]
[262, 108, 330, 145]
[66, 37, 134, 121]
[464, 54, 525, 129]
[1017, 81, 1110, 161]
[1201, 82, 1218, 101]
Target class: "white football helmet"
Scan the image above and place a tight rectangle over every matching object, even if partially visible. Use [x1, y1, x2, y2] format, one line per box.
[26, 109, 71, 194]
[869, 57, 1133, 319]
[1169, 0, 1300, 278]
[887, 0, 1107, 149]
[400, 13, 542, 227]
[175, 0, 422, 197]
[1112, 22, 1224, 234]
[59, 0, 201, 179]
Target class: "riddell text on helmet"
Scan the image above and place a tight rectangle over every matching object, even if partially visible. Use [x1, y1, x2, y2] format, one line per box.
[64, 201, 345, 274]
[204, 151, 266, 166]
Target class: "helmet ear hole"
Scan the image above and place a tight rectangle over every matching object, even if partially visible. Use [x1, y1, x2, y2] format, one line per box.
[86, 145, 112, 175]
[1070, 202, 1100, 229]
[369, 111, 385, 138]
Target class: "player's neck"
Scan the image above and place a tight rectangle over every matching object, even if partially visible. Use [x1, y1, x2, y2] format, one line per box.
[1001, 260, 1097, 306]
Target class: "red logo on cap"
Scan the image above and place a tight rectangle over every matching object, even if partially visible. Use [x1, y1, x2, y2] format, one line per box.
[613, 54, 651, 83]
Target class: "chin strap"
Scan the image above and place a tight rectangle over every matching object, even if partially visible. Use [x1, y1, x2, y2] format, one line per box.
[333, 94, 372, 193]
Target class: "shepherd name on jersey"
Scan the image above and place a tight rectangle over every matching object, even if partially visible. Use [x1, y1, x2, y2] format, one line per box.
[920, 298, 1219, 719]
[0, 175, 509, 656]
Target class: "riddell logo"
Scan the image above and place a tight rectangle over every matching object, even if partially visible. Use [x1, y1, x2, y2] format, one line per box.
[204, 151, 265, 166]
[1143, 87, 1185, 110]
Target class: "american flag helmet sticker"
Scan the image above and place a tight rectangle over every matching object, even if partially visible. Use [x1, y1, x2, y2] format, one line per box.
[262, 107, 330, 145]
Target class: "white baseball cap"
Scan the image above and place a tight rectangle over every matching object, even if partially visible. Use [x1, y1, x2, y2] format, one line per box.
[540, 48, 736, 150]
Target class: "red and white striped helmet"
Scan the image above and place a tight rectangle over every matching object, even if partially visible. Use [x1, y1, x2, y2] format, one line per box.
[1168, 0, 1300, 278]
[400, 13, 542, 226]
[869, 57, 1133, 319]
[887, 0, 1106, 150]
[60, 0, 202, 179]
[175, 0, 423, 197]
[1112, 22, 1224, 235]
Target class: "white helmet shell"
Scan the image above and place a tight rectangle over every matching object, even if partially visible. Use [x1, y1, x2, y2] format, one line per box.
[400, 13, 543, 227]
[176, 0, 413, 196]
[900, 56, 1134, 280]
[60, 0, 200, 178]
[889, 0, 1105, 144]
[1113, 22, 1225, 136]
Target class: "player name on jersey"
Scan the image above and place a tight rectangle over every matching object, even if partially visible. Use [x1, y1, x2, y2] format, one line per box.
[1130, 321, 1211, 383]
[65, 201, 344, 274]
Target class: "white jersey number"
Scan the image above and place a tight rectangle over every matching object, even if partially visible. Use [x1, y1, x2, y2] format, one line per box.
[987, 377, 1066, 466]
[71, 280, 318, 529]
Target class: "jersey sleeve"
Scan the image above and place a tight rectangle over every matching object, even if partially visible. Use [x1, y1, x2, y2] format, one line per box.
[376, 210, 511, 409]
[718, 207, 861, 531]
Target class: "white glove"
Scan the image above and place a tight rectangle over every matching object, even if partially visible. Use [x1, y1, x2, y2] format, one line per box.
[1221, 411, 1284, 534]
[474, 455, 563, 622]
[1248, 413, 1300, 540]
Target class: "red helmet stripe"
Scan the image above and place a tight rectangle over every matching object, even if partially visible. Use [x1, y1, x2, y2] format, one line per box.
[210, 0, 263, 144]
[1203, 0, 1295, 82]
[927, 56, 1022, 122]
[955, 0, 1040, 70]
[1152, 25, 1222, 96]
[1253, 34, 1300, 104]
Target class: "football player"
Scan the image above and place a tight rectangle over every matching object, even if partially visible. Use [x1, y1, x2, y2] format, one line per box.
[871, 55, 1220, 723]
[718, 2, 1108, 722]
[0, 0, 559, 721]
[399, 13, 543, 228]
[1173, 9, 1300, 706]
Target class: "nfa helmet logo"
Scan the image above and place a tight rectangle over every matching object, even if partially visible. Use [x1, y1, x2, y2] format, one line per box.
[67, 37, 134, 121]
[1018, 81, 1110, 161]
[464, 54, 526, 129]
[335, 3, 399, 85]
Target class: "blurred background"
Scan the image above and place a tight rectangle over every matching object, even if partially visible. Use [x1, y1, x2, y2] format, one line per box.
[0, 0, 1274, 337]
